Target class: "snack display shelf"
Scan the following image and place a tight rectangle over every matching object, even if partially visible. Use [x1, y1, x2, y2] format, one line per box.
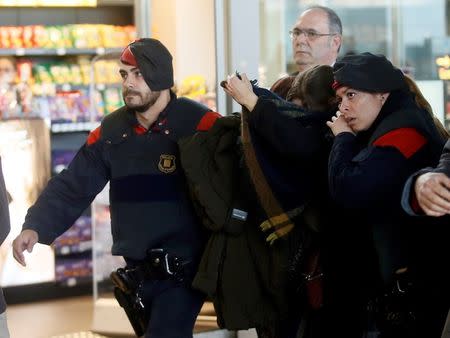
[0, 47, 123, 57]
[51, 121, 100, 133]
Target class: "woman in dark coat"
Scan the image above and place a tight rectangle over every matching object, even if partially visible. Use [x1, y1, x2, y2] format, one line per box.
[179, 66, 337, 337]
[222, 65, 338, 338]
[327, 52, 449, 338]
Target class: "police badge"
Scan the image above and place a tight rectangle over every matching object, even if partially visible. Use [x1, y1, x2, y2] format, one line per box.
[158, 154, 176, 173]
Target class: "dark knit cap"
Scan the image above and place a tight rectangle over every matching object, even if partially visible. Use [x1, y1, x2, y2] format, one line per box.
[120, 38, 174, 91]
[332, 52, 407, 93]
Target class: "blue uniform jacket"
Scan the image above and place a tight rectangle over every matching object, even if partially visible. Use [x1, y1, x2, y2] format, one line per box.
[23, 93, 220, 261]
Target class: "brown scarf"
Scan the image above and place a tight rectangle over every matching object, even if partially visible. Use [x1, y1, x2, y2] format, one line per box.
[240, 108, 302, 244]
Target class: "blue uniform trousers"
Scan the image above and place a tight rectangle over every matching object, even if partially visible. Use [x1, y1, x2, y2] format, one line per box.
[139, 278, 205, 338]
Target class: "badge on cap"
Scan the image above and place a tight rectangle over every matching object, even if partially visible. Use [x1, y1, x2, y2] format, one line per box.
[158, 154, 176, 174]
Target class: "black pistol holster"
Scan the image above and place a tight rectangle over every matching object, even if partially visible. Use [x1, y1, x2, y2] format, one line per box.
[111, 249, 188, 337]
[111, 267, 147, 337]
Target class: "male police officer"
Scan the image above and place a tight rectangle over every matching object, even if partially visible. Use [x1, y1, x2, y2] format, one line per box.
[12, 38, 220, 338]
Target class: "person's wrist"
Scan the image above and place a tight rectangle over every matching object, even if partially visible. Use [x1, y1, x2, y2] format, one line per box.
[244, 94, 258, 111]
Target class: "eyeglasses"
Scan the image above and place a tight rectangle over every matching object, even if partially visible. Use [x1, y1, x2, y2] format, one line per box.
[289, 28, 336, 40]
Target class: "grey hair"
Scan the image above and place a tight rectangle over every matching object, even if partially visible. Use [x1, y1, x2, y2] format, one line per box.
[305, 5, 342, 35]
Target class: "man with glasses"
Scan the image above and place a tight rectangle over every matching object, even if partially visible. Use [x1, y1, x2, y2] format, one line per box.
[289, 5, 342, 74]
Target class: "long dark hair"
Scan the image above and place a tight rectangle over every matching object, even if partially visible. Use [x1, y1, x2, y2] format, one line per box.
[269, 76, 296, 99]
[404, 75, 450, 139]
[287, 65, 338, 112]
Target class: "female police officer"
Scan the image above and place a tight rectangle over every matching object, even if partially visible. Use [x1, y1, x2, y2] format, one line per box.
[327, 52, 448, 338]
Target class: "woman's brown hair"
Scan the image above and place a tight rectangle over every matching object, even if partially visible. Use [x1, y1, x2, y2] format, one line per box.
[269, 76, 296, 99]
[286, 65, 338, 112]
[404, 75, 450, 138]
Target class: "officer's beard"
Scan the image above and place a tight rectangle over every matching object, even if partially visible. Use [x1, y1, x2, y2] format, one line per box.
[124, 89, 161, 113]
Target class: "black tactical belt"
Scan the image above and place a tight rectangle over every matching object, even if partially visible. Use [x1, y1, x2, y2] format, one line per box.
[122, 248, 188, 282]
[141, 248, 186, 280]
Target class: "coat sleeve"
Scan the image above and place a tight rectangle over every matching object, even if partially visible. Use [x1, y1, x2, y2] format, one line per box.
[435, 139, 450, 176]
[22, 139, 110, 245]
[247, 98, 324, 158]
[401, 138, 450, 215]
[329, 129, 427, 209]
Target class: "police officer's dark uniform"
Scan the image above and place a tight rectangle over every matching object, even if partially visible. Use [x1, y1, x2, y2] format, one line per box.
[327, 53, 448, 338]
[20, 39, 220, 338]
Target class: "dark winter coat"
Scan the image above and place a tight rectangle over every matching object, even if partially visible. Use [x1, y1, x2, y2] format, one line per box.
[179, 114, 287, 330]
[328, 90, 449, 337]
[180, 93, 334, 331]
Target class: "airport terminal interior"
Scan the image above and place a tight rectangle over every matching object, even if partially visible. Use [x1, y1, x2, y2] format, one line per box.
[0, 0, 449, 337]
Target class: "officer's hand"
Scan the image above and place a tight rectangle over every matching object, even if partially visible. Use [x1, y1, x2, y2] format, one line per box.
[12, 230, 39, 266]
[415, 172, 450, 217]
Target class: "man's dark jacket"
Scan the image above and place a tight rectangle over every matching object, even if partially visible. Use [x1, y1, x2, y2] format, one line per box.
[22, 94, 216, 264]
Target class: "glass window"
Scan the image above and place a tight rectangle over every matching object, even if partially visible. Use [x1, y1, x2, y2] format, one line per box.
[259, 0, 450, 85]
[399, 0, 448, 80]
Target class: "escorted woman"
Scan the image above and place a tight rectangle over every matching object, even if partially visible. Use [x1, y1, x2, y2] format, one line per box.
[326, 52, 449, 338]
[180, 65, 338, 338]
